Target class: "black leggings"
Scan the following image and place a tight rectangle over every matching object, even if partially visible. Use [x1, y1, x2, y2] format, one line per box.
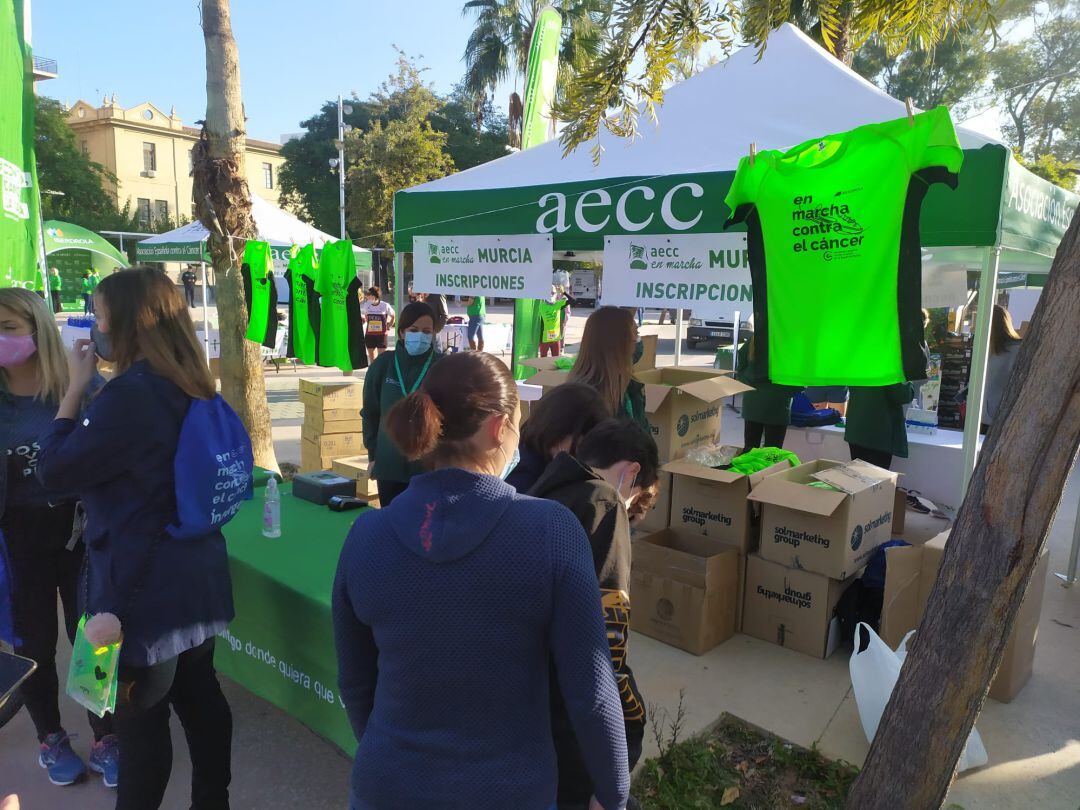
[376, 479, 408, 506]
[115, 639, 232, 810]
[848, 444, 893, 470]
[743, 421, 788, 454]
[4, 504, 113, 742]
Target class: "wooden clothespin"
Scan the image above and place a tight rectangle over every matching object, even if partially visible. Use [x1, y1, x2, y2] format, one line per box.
[749, 142, 757, 166]
[905, 97, 915, 127]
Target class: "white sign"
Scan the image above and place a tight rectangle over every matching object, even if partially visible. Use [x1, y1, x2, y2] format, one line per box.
[414, 235, 553, 299]
[602, 233, 752, 318]
[921, 263, 969, 308]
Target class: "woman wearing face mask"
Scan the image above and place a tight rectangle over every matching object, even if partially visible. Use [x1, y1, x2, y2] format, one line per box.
[361, 301, 441, 506]
[528, 418, 658, 810]
[334, 351, 628, 810]
[569, 307, 649, 432]
[0, 289, 116, 789]
[36, 269, 234, 810]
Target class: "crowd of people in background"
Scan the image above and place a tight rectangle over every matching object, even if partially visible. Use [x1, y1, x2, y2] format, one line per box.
[1, 263, 1027, 808]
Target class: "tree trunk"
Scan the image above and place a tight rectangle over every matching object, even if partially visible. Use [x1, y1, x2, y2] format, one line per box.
[846, 210, 1080, 807]
[194, 0, 277, 472]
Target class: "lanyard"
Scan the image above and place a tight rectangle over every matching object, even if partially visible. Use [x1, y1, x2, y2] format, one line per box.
[395, 350, 434, 396]
[623, 392, 634, 418]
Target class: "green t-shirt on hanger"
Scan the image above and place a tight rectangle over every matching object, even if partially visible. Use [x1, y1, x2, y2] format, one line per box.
[286, 244, 319, 365]
[724, 106, 963, 387]
[315, 239, 357, 373]
[243, 240, 275, 346]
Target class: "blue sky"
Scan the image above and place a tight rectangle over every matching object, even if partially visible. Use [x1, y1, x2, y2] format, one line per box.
[32, 0, 503, 142]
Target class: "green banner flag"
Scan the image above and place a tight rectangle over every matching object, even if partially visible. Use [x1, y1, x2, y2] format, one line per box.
[514, 6, 562, 379]
[1, 0, 42, 291]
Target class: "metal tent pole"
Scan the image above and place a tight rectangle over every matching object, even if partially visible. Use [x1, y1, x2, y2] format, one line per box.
[674, 308, 684, 365]
[200, 261, 210, 366]
[393, 253, 405, 349]
[960, 246, 1001, 495]
[732, 309, 741, 371]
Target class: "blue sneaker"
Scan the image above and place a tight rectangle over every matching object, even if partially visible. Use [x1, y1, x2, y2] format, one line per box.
[38, 731, 86, 786]
[89, 734, 119, 788]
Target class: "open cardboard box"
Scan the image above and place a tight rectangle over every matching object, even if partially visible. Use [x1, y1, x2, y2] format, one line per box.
[880, 530, 1050, 702]
[634, 333, 658, 372]
[631, 528, 740, 655]
[749, 459, 899, 580]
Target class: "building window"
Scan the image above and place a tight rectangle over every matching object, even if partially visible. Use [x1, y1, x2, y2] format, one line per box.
[154, 200, 169, 224]
[80, 139, 89, 156]
[262, 162, 274, 189]
[137, 198, 151, 225]
[142, 142, 156, 172]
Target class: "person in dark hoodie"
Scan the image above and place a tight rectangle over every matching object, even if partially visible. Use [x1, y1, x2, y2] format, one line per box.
[506, 382, 609, 493]
[529, 418, 659, 810]
[333, 351, 629, 810]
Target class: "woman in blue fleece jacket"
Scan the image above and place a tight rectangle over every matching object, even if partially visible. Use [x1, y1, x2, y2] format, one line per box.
[332, 351, 629, 810]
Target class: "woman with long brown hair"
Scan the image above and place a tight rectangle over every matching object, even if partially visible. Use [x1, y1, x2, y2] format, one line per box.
[37, 268, 234, 809]
[983, 303, 1023, 429]
[0, 288, 115, 789]
[568, 306, 649, 431]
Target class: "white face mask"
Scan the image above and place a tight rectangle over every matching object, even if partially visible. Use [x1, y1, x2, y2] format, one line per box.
[615, 466, 638, 511]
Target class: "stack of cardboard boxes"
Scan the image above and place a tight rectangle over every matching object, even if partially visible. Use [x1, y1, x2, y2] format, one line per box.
[742, 460, 899, 658]
[298, 379, 372, 498]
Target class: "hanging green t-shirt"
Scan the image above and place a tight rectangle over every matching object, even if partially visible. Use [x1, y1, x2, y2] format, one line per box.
[538, 299, 568, 343]
[243, 240, 276, 346]
[724, 106, 963, 387]
[286, 244, 319, 365]
[467, 296, 486, 318]
[315, 239, 357, 373]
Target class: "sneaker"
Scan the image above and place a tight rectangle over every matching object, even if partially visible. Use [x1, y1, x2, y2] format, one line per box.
[89, 734, 119, 789]
[38, 731, 86, 786]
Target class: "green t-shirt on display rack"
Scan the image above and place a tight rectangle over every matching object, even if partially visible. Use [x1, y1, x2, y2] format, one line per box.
[724, 106, 963, 388]
[286, 244, 319, 365]
[243, 240, 276, 347]
[315, 240, 365, 373]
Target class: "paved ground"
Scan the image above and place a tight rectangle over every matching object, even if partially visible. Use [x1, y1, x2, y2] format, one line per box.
[5, 304, 1077, 808]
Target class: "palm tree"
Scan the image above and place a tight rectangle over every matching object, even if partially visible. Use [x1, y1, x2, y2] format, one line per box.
[462, 0, 608, 136]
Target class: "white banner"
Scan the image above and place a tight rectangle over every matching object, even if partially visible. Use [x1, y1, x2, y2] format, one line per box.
[601, 233, 752, 319]
[414, 235, 553, 299]
[921, 263, 969, 308]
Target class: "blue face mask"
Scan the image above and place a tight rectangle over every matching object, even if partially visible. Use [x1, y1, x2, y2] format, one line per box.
[501, 446, 521, 481]
[404, 331, 432, 356]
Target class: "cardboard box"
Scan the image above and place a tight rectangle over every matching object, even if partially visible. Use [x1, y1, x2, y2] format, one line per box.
[635, 471, 672, 535]
[303, 405, 362, 433]
[299, 378, 362, 410]
[880, 531, 1049, 702]
[300, 426, 365, 457]
[630, 529, 740, 655]
[742, 554, 851, 658]
[299, 440, 336, 473]
[749, 460, 899, 580]
[633, 333, 658, 372]
[663, 458, 790, 553]
[331, 455, 379, 499]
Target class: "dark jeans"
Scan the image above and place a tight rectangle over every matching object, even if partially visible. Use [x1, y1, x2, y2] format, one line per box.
[376, 479, 408, 506]
[848, 443, 893, 470]
[82, 293, 94, 315]
[50, 290, 63, 312]
[115, 639, 232, 810]
[555, 719, 643, 809]
[4, 503, 112, 742]
[743, 420, 788, 453]
[184, 284, 196, 307]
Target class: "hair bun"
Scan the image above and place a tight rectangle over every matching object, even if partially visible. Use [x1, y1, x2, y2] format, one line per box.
[385, 390, 442, 461]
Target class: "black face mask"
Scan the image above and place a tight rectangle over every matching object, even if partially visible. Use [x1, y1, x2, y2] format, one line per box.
[632, 338, 645, 364]
[90, 323, 114, 362]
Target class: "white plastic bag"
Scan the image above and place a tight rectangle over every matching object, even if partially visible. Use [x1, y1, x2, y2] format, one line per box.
[849, 622, 988, 773]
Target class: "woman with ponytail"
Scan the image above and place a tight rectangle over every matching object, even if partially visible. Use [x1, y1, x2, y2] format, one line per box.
[360, 301, 441, 506]
[333, 351, 629, 810]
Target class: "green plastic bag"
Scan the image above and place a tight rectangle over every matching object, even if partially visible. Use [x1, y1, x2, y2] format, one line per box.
[66, 614, 121, 717]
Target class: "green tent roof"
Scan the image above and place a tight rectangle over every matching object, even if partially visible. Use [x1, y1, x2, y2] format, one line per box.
[43, 220, 129, 268]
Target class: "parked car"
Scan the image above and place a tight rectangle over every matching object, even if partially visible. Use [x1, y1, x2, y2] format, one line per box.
[570, 270, 598, 307]
[685, 314, 753, 351]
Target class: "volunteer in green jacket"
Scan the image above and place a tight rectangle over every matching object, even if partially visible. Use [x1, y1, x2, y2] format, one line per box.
[844, 383, 916, 470]
[80, 271, 95, 315]
[362, 301, 441, 505]
[736, 336, 799, 452]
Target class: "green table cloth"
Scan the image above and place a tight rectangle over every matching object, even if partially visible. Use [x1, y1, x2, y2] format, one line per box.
[216, 483, 365, 755]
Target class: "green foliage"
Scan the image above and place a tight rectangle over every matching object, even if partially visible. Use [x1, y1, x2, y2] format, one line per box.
[990, 2, 1080, 165]
[1018, 153, 1079, 190]
[343, 56, 457, 247]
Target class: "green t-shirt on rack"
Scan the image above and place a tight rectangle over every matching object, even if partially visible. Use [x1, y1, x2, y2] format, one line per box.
[315, 240, 357, 373]
[724, 106, 963, 388]
[287, 244, 319, 365]
[243, 240, 275, 346]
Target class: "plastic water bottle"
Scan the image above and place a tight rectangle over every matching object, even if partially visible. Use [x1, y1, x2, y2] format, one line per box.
[262, 477, 281, 538]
